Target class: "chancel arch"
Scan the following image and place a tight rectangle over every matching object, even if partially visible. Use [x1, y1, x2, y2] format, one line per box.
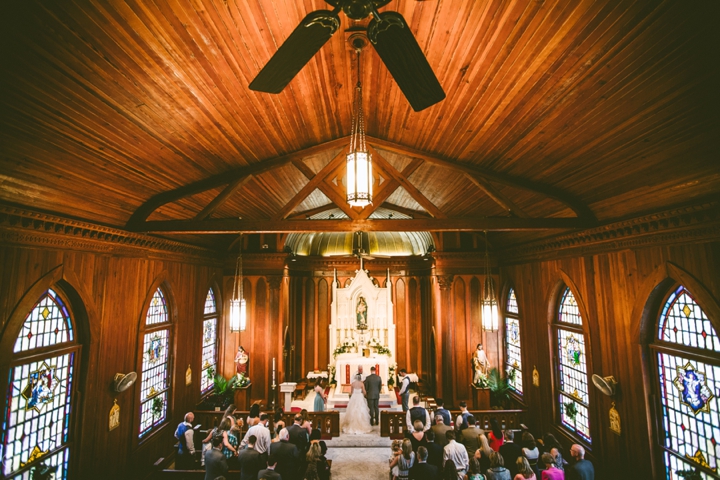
[638, 263, 720, 479]
[0, 268, 88, 480]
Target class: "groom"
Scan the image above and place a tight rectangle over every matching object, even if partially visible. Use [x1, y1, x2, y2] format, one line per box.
[364, 366, 382, 426]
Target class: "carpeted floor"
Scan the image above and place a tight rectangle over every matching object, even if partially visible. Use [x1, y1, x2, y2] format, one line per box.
[324, 423, 392, 480]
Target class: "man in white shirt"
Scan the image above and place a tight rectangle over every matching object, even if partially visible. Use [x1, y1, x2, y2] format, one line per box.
[398, 369, 411, 411]
[406, 395, 431, 432]
[240, 412, 271, 455]
[442, 430, 469, 479]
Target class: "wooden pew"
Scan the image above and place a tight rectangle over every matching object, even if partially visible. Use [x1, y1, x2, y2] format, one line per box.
[157, 469, 240, 479]
[380, 409, 526, 439]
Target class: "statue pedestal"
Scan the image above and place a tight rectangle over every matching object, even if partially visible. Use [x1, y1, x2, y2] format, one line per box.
[280, 382, 297, 412]
[234, 385, 251, 410]
[472, 386, 491, 410]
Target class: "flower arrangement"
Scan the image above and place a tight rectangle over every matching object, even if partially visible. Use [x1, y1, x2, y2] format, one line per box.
[473, 371, 489, 389]
[235, 372, 251, 388]
[367, 338, 392, 356]
[328, 364, 337, 385]
[333, 340, 357, 357]
[388, 363, 397, 387]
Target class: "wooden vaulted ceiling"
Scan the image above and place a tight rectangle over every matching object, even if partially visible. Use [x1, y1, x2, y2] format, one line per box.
[0, 1, 717, 250]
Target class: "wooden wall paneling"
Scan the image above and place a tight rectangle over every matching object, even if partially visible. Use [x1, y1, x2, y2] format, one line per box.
[469, 277, 485, 369]
[436, 275, 454, 405]
[454, 277, 468, 403]
[304, 278, 315, 378]
[254, 277, 268, 404]
[408, 278, 420, 375]
[317, 277, 329, 371]
[395, 278, 406, 370]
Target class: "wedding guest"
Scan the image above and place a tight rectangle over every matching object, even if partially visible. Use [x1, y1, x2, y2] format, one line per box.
[477, 434, 493, 472]
[567, 445, 594, 480]
[487, 419, 504, 452]
[236, 435, 261, 480]
[390, 439, 416, 480]
[467, 455, 485, 480]
[443, 430, 469, 479]
[540, 434, 564, 471]
[240, 413, 271, 458]
[300, 409, 314, 435]
[499, 430, 523, 477]
[391, 440, 403, 480]
[204, 435, 228, 480]
[521, 433, 540, 475]
[407, 395, 432, 433]
[514, 457, 537, 480]
[288, 414, 310, 454]
[443, 460, 461, 480]
[409, 446, 438, 480]
[455, 402, 471, 431]
[540, 453, 564, 480]
[432, 415, 453, 449]
[486, 451, 511, 480]
[247, 403, 261, 427]
[410, 420, 428, 452]
[217, 418, 238, 463]
[424, 429, 444, 471]
[318, 441, 331, 480]
[460, 415, 483, 458]
[435, 398, 452, 426]
[269, 428, 300, 480]
[258, 453, 282, 480]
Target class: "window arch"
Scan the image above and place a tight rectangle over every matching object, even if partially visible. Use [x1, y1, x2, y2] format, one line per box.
[138, 286, 172, 438]
[652, 285, 719, 478]
[553, 286, 592, 443]
[201, 288, 218, 393]
[504, 287, 523, 394]
[1, 288, 80, 479]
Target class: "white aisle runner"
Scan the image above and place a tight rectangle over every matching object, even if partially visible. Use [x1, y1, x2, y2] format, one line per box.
[324, 420, 392, 480]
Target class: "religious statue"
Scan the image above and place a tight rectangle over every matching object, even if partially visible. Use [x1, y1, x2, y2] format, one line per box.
[356, 296, 368, 330]
[472, 343, 490, 385]
[235, 346, 249, 378]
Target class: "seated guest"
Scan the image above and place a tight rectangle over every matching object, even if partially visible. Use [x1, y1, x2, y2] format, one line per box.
[432, 415, 453, 449]
[540, 453, 564, 480]
[409, 446, 438, 480]
[499, 430, 523, 477]
[410, 420, 428, 452]
[204, 434, 228, 480]
[455, 402, 471, 431]
[237, 435, 262, 480]
[459, 415, 482, 458]
[521, 433, 540, 475]
[435, 398, 452, 426]
[476, 435, 493, 472]
[487, 419, 504, 452]
[514, 457, 536, 480]
[247, 403, 261, 427]
[567, 445, 594, 480]
[390, 439, 416, 480]
[258, 453, 282, 480]
[407, 396, 432, 433]
[486, 451, 511, 480]
[424, 430, 444, 471]
[174, 412, 197, 469]
[442, 430, 469, 479]
[269, 428, 299, 480]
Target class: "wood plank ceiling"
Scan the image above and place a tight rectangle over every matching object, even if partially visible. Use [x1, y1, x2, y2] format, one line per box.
[0, 0, 717, 249]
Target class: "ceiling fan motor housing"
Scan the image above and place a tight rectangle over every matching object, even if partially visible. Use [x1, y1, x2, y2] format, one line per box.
[331, 0, 392, 20]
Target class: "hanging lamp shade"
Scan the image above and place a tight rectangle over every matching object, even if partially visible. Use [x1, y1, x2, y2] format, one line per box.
[230, 235, 246, 332]
[346, 42, 372, 208]
[481, 231, 499, 331]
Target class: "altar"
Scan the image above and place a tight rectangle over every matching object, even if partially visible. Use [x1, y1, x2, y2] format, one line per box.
[333, 353, 390, 387]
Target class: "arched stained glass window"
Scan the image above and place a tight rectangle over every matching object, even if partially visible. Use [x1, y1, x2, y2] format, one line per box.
[554, 287, 591, 443]
[1, 288, 79, 479]
[138, 287, 172, 438]
[201, 288, 218, 393]
[505, 288, 523, 394]
[654, 285, 719, 479]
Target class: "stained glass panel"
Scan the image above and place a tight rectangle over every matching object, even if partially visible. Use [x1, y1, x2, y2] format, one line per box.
[559, 288, 583, 325]
[145, 289, 168, 326]
[14, 289, 73, 353]
[139, 329, 169, 437]
[557, 321, 591, 443]
[506, 288, 518, 314]
[204, 289, 216, 315]
[1, 352, 74, 478]
[505, 288, 522, 394]
[659, 286, 719, 352]
[201, 318, 217, 393]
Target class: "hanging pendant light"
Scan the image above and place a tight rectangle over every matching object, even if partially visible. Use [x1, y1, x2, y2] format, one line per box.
[346, 40, 372, 208]
[230, 234, 246, 332]
[482, 230, 499, 331]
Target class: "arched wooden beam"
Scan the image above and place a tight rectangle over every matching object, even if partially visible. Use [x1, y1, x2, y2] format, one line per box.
[366, 136, 596, 221]
[126, 137, 349, 228]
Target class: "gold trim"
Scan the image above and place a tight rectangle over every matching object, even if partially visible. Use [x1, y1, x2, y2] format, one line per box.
[20, 445, 48, 467]
[109, 399, 120, 431]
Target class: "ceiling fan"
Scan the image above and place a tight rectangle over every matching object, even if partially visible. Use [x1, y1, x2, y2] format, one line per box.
[248, 0, 446, 112]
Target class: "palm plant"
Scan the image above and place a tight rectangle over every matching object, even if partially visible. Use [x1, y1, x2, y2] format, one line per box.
[487, 368, 512, 408]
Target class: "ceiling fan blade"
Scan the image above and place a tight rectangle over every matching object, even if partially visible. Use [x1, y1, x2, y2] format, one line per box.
[249, 10, 340, 93]
[368, 11, 445, 112]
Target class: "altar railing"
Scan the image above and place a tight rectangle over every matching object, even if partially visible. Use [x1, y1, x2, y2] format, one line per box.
[380, 409, 526, 439]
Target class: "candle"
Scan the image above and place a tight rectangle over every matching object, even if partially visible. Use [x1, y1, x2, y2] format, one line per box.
[272, 357, 276, 386]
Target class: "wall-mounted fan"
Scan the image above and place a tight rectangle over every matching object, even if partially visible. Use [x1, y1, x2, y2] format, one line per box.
[112, 372, 138, 393]
[591, 374, 617, 396]
[248, 0, 445, 112]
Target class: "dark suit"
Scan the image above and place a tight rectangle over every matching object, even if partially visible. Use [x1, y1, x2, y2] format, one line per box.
[568, 459, 595, 480]
[499, 441, 523, 477]
[269, 440, 300, 480]
[204, 448, 228, 480]
[431, 423, 452, 449]
[237, 447, 262, 480]
[287, 424, 309, 454]
[364, 373, 382, 425]
[257, 467, 282, 480]
[425, 441, 444, 472]
[409, 461, 439, 480]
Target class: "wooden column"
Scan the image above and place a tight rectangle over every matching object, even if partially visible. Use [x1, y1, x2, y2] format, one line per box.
[436, 275, 454, 405]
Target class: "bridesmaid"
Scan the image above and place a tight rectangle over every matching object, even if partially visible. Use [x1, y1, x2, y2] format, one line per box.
[313, 380, 326, 412]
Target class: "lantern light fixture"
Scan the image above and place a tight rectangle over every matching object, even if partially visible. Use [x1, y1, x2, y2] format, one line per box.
[230, 234, 246, 332]
[346, 38, 372, 208]
[481, 230, 499, 331]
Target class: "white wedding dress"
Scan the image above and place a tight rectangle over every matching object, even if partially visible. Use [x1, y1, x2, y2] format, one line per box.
[342, 388, 372, 434]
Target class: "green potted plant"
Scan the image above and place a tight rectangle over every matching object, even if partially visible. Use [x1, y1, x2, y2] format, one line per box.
[198, 369, 241, 410]
[487, 368, 512, 409]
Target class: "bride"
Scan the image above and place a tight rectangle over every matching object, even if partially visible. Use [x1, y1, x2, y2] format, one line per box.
[341, 373, 372, 434]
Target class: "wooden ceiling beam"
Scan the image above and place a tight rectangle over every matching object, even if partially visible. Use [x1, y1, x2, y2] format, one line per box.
[380, 202, 432, 219]
[463, 173, 530, 218]
[292, 159, 360, 220]
[366, 137, 596, 221]
[287, 204, 338, 220]
[274, 151, 347, 220]
[136, 217, 591, 234]
[126, 136, 349, 227]
[193, 175, 253, 221]
[368, 146, 447, 219]
[357, 158, 425, 220]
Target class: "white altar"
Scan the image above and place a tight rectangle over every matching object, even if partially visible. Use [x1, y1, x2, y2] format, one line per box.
[333, 353, 390, 386]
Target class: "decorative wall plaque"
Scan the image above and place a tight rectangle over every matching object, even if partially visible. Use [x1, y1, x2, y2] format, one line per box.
[185, 365, 192, 386]
[109, 399, 120, 431]
[609, 401, 621, 435]
[532, 366, 540, 387]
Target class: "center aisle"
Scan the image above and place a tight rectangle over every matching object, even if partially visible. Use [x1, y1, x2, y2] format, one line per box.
[324, 420, 392, 480]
